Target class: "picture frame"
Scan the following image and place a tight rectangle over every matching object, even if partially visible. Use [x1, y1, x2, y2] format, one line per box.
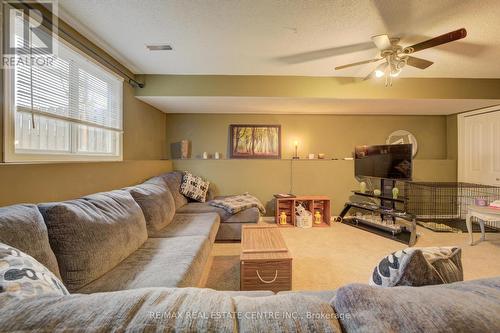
[229, 124, 281, 159]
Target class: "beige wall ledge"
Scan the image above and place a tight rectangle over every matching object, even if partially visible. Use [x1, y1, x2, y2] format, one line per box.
[0, 160, 172, 207]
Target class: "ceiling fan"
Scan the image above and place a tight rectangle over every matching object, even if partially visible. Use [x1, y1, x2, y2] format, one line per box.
[335, 28, 467, 86]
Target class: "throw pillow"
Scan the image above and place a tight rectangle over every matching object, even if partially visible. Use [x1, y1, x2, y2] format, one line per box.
[369, 247, 463, 287]
[180, 171, 210, 202]
[0, 242, 69, 299]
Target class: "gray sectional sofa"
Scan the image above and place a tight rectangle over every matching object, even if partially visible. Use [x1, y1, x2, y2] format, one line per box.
[0, 170, 259, 294]
[0, 171, 225, 294]
[158, 171, 260, 241]
[1, 170, 500, 332]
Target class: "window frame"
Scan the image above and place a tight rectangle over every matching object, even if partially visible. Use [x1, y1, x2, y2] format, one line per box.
[3, 34, 124, 163]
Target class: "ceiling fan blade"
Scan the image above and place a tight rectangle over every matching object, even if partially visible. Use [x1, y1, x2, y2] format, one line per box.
[405, 28, 467, 53]
[335, 58, 383, 70]
[363, 69, 377, 81]
[371, 34, 392, 50]
[406, 56, 434, 69]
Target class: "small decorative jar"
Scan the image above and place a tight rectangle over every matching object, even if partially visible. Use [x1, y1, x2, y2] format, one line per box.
[360, 182, 367, 193]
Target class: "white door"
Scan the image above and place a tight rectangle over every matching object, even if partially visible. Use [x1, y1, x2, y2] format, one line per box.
[459, 108, 500, 185]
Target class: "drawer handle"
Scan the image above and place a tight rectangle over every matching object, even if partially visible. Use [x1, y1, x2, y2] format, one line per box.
[256, 270, 278, 284]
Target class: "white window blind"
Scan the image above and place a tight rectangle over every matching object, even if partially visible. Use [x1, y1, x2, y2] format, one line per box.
[6, 13, 123, 161]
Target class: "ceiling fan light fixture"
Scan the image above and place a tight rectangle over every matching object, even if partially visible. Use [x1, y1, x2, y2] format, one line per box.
[374, 62, 388, 78]
[375, 69, 385, 78]
[390, 69, 401, 77]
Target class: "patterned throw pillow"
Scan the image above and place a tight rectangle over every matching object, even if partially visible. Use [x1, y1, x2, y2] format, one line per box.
[180, 171, 210, 202]
[0, 242, 69, 299]
[369, 247, 463, 287]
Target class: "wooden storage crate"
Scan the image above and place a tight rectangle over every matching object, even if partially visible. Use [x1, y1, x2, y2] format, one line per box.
[240, 225, 292, 293]
[275, 196, 331, 227]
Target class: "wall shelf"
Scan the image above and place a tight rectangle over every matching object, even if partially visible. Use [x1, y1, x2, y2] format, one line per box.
[351, 191, 405, 203]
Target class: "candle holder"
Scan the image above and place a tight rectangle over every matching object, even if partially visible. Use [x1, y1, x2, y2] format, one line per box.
[293, 140, 300, 159]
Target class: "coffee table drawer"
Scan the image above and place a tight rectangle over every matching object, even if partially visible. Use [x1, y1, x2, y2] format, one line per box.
[240, 259, 292, 293]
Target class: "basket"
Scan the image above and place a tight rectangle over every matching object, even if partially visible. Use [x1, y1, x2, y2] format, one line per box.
[295, 203, 312, 228]
[296, 214, 312, 228]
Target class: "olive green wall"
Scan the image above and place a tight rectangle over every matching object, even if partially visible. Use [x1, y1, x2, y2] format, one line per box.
[0, 160, 172, 206]
[0, 6, 171, 206]
[137, 75, 500, 99]
[166, 113, 456, 215]
[165, 114, 448, 159]
[446, 114, 458, 160]
[123, 83, 168, 160]
[0, 84, 171, 206]
[172, 159, 456, 215]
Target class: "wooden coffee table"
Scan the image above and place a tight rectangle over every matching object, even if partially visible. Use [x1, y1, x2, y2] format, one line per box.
[240, 224, 292, 293]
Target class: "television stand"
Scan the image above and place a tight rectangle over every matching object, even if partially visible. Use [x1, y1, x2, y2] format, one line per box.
[337, 179, 417, 246]
[338, 201, 417, 246]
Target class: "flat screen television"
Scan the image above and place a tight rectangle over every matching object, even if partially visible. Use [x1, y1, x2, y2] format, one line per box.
[354, 144, 412, 180]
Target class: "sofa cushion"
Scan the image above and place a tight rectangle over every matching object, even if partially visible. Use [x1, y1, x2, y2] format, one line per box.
[78, 236, 211, 293]
[158, 171, 189, 209]
[369, 247, 463, 287]
[150, 213, 220, 243]
[0, 287, 235, 332]
[180, 171, 210, 202]
[332, 277, 500, 333]
[277, 290, 338, 303]
[38, 190, 148, 292]
[0, 204, 60, 277]
[177, 202, 260, 223]
[127, 181, 175, 235]
[0, 242, 69, 299]
[234, 293, 342, 332]
[216, 222, 247, 241]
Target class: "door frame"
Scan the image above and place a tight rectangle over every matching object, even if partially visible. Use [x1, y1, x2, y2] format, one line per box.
[458, 105, 500, 182]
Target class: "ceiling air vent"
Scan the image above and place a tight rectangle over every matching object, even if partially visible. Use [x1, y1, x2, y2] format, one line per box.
[146, 44, 173, 51]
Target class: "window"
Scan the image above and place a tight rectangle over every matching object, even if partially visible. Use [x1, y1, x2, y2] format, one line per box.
[4, 14, 123, 162]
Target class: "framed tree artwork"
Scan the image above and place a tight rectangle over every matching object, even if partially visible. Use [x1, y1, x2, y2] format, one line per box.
[229, 124, 281, 159]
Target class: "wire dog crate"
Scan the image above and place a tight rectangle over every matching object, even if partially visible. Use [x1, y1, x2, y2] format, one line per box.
[405, 182, 500, 232]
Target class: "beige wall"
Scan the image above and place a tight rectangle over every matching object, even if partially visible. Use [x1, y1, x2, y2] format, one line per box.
[166, 113, 457, 215]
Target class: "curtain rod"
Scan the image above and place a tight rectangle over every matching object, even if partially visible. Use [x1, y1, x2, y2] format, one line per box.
[11, 2, 144, 88]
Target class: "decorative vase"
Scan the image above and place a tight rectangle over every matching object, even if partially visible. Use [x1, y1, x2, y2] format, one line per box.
[360, 182, 367, 193]
[180, 140, 190, 159]
[314, 211, 322, 224]
[373, 189, 381, 196]
[392, 187, 399, 199]
[279, 211, 288, 225]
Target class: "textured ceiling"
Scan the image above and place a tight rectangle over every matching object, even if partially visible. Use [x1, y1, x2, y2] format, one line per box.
[59, 0, 500, 77]
[135, 97, 500, 115]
